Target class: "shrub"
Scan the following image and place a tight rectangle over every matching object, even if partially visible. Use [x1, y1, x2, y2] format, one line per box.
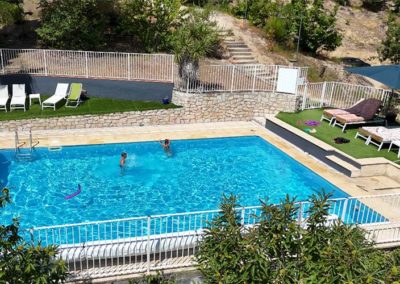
[0, 0, 23, 26]
[379, 14, 400, 63]
[0, 188, 67, 282]
[196, 192, 400, 283]
[36, 0, 116, 50]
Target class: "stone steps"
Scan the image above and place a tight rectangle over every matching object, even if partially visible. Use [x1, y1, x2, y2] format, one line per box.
[223, 38, 258, 65]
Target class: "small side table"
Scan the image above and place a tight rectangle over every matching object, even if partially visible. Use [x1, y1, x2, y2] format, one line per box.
[29, 93, 41, 106]
[388, 140, 400, 158]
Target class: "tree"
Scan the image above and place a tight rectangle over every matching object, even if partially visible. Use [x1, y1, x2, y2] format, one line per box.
[36, 0, 116, 50]
[0, 0, 23, 26]
[289, 0, 342, 53]
[118, 0, 182, 52]
[171, 8, 221, 81]
[379, 14, 400, 64]
[0, 188, 67, 283]
[196, 192, 400, 283]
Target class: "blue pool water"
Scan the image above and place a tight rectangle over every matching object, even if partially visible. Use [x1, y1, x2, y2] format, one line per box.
[0, 136, 379, 231]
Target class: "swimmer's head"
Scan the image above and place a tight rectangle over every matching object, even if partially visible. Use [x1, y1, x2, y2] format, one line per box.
[121, 152, 127, 158]
[165, 139, 169, 144]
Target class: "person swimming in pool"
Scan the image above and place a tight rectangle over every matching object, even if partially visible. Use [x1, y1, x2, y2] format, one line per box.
[159, 139, 172, 156]
[120, 152, 127, 167]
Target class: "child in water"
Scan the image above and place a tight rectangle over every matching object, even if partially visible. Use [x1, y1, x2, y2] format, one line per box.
[120, 152, 127, 167]
[159, 139, 172, 156]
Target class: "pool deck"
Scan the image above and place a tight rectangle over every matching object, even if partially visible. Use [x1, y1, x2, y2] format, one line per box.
[1, 121, 400, 222]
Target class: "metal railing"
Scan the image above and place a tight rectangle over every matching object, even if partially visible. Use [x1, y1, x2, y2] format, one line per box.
[174, 64, 308, 94]
[26, 193, 400, 280]
[300, 81, 391, 110]
[0, 48, 175, 82]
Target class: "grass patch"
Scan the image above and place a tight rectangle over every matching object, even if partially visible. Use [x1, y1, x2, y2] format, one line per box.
[0, 96, 180, 121]
[276, 109, 399, 161]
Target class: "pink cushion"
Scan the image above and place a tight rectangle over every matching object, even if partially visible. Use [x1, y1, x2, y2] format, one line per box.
[323, 109, 350, 117]
[336, 114, 365, 123]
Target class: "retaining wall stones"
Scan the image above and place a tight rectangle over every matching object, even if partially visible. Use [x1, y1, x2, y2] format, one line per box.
[0, 91, 300, 131]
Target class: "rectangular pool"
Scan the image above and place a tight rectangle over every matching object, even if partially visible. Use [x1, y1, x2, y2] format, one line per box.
[0, 136, 383, 231]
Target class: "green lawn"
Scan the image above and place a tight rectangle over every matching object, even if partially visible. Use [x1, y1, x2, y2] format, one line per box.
[0, 97, 180, 121]
[276, 109, 399, 161]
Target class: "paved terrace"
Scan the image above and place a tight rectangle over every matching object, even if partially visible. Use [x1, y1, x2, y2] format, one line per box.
[1, 121, 400, 222]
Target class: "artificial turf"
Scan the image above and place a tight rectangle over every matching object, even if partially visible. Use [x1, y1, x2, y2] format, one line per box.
[276, 109, 399, 162]
[0, 96, 180, 121]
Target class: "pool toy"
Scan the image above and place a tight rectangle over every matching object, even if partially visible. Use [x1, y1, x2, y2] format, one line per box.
[310, 128, 317, 134]
[65, 184, 82, 200]
[304, 128, 317, 134]
[304, 120, 321, 126]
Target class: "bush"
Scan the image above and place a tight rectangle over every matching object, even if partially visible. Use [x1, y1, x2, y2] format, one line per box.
[264, 16, 290, 43]
[0, 188, 67, 282]
[196, 192, 400, 283]
[118, 0, 182, 52]
[0, 0, 23, 26]
[379, 14, 400, 63]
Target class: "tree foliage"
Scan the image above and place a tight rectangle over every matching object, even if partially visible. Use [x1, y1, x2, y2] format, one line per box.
[0, 0, 23, 26]
[118, 0, 183, 52]
[171, 8, 221, 80]
[230, 0, 342, 54]
[0, 188, 67, 283]
[196, 192, 400, 283]
[36, 0, 117, 50]
[379, 14, 400, 64]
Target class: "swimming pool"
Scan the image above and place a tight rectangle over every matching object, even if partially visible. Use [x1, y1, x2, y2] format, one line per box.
[0, 136, 381, 231]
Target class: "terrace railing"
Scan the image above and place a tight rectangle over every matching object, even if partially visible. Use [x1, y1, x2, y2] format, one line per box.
[174, 64, 308, 94]
[300, 81, 392, 110]
[26, 193, 400, 280]
[0, 48, 175, 82]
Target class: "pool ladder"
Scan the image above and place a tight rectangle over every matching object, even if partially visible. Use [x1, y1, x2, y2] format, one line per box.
[15, 130, 39, 160]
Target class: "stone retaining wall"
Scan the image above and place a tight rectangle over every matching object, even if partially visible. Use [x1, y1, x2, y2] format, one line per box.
[0, 91, 300, 131]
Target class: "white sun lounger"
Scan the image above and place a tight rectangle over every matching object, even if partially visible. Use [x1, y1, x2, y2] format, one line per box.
[355, 126, 400, 151]
[10, 84, 26, 112]
[0, 85, 9, 112]
[42, 83, 69, 111]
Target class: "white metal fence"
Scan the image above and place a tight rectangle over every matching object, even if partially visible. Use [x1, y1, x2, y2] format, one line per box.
[0, 48, 175, 82]
[26, 193, 400, 280]
[300, 81, 392, 110]
[174, 64, 308, 94]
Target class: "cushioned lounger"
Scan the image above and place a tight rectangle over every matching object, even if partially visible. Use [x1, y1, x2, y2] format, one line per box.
[333, 99, 383, 132]
[355, 126, 400, 151]
[320, 99, 365, 125]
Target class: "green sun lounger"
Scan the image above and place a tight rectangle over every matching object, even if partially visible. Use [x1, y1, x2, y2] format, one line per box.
[65, 83, 83, 108]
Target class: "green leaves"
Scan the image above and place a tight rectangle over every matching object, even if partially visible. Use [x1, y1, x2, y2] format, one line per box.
[195, 192, 400, 283]
[0, 0, 22, 26]
[0, 188, 68, 283]
[37, 0, 116, 50]
[379, 14, 400, 64]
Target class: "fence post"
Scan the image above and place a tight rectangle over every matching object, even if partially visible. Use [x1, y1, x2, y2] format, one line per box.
[251, 65, 257, 93]
[29, 228, 34, 246]
[341, 199, 349, 222]
[230, 65, 235, 93]
[297, 202, 303, 225]
[241, 207, 245, 225]
[146, 216, 151, 274]
[0, 49, 4, 74]
[171, 56, 174, 83]
[301, 83, 308, 110]
[319, 81, 327, 108]
[127, 53, 130, 80]
[43, 50, 48, 76]
[85, 51, 89, 78]
[186, 75, 190, 94]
